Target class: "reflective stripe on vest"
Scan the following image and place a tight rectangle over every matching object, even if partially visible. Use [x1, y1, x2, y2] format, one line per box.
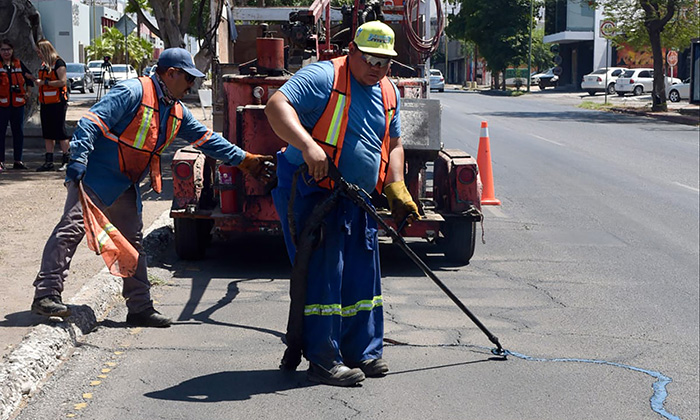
[0, 59, 27, 107]
[38, 63, 68, 104]
[310, 56, 397, 193]
[304, 295, 383, 317]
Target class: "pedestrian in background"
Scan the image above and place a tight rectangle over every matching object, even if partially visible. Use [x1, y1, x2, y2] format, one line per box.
[34, 39, 70, 172]
[0, 39, 34, 171]
[265, 21, 419, 386]
[31, 48, 274, 328]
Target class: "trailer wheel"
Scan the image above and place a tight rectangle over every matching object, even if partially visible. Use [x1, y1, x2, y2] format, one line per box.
[174, 218, 213, 260]
[443, 219, 476, 264]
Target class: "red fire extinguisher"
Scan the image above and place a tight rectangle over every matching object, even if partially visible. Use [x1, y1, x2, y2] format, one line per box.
[218, 164, 239, 214]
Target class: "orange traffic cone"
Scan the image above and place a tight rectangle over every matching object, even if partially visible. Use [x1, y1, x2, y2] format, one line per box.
[476, 121, 501, 206]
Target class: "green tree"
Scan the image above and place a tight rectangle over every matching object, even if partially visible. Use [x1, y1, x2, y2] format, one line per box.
[86, 27, 153, 69]
[447, 0, 532, 89]
[593, 0, 699, 111]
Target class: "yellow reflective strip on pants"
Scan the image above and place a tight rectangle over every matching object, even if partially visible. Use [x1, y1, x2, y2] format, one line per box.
[324, 94, 346, 146]
[304, 295, 383, 317]
[134, 108, 154, 149]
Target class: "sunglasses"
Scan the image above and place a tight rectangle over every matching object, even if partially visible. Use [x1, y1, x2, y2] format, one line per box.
[178, 69, 196, 83]
[0, 48, 12, 52]
[360, 53, 391, 68]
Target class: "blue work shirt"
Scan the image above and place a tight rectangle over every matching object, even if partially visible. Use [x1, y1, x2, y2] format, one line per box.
[70, 75, 246, 210]
[278, 60, 401, 192]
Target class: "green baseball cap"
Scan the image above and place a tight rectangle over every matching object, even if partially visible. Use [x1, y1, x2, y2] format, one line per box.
[354, 21, 398, 57]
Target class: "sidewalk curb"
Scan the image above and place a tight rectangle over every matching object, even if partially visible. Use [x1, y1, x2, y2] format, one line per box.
[610, 107, 700, 126]
[0, 210, 174, 420]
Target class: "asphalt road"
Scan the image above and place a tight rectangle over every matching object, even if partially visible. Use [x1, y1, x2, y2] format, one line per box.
[12, 89, 699, 420]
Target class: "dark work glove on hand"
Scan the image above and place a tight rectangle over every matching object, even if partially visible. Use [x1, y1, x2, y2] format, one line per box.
[65, 161, 87, 184]
[238, 153, 275, 182]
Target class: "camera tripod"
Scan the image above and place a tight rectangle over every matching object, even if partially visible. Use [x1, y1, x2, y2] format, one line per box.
[95, 63, 114, 101]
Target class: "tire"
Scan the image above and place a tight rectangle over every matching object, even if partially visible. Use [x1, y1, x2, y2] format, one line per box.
[669, 90, 680, 102]
[439, 88, 444, 92]
[442, 219, 477, 265]
[538, 81, 545, 90]
[174, 218, 214, 260]
[617, 92, 625, 97]
[607, 83, 616, 95]
[80, 87, 85, 94]
[633, 85, 643, 96]
[587, 91, 596, 96]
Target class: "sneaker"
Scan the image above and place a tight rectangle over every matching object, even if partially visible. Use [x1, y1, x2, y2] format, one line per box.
[349, 358, 389, 377]
[57, 162, 68, 171]
[12, 161, 28, 170]
[31, 295, 71, 318]
[307, 362, 365, 387]
[36, 162, 55, 172]
[126, 307, 172, 328]
[0, 162, 5, 172]
[58, 154, 70, 171]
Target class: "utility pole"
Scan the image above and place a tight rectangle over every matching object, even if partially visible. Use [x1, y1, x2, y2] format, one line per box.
[527, 0, 533, 92]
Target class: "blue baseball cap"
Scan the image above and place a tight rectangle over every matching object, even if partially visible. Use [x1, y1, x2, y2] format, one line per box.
[157, 48, 205, 78]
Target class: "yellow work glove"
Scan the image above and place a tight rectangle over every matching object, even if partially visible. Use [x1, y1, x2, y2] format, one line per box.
[384, 181, 420, 226]
[238, 153, 275, 182]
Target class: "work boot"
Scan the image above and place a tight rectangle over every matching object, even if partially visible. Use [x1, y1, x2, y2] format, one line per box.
[12, 161, 28, 170]
[31, 295, 71, 318]
[57, 153, 70, 171]
[307, 363, 365, 387]
[36, 153, 54, 172]
[349, 358, 389, 377]
[126, 306, 172, 328]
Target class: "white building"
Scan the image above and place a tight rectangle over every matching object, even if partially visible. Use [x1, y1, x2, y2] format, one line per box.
[33, 0, 92, 63]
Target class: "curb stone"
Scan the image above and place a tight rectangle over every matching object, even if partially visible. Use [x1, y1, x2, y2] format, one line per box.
[610, 107, 700, 126]
[0, 210, 174, 420]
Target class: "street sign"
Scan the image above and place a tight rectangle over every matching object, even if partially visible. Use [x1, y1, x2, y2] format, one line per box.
[115, 15, 136, 36]
[667, 50, 678, 67]
[600, 20, 616, 37]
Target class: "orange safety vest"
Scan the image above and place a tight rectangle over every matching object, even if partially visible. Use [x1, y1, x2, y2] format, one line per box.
[311, 56, 397, 193]
[38, 62, 68, 104]
[84, 77, 183, 193]
[0, 59, 27, 107]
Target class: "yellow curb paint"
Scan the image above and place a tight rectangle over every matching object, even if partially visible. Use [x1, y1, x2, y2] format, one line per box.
[83, 393, 93, 399]
[101, 368, 111, 373]
[74, 403, 87, 410]
[114, 351, 124, 355]
[89, 380, 101, 386]
[105, 362, 116, 367]
[97, 374, 108, 379]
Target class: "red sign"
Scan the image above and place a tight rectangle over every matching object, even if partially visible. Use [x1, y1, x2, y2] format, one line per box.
[667, 51, 678, 67]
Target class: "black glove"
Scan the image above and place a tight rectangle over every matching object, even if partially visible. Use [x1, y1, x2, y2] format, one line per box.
[65, 161, 87, 183]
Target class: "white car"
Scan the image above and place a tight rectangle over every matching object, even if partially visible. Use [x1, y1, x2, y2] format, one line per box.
[429, 69, 445, 92]
[666, 79, 690, 102]
[615, 68, 682, 96]
[105, 64, 139, 86]
[581, 67, 627, 95]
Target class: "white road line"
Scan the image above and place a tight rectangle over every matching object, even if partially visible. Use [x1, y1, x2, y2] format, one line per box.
[531, 134, 564, 146]
[671, 181, 700, 192]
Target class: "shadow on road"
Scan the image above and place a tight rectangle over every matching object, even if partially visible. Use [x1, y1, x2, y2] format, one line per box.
[144, 369, 313, 402]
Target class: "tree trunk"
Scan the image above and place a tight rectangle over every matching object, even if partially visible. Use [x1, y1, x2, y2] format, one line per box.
[647, 22, 667, 112]
[0, 0, 43, 120]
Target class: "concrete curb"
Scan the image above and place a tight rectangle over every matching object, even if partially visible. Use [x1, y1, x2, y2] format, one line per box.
[610, 107, 700, 126]
[0, 210, 174, 420]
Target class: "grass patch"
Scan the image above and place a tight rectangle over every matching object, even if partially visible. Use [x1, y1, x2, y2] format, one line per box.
[148, 273, 168, 286]
[579, 101, 616, 110]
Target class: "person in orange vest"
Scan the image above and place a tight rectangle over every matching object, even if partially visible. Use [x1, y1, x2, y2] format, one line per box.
[0, 39, 35, 171]
[31, 48, 275, 327]
[265, 21, 419, 386]
[34, 38, 71, 172]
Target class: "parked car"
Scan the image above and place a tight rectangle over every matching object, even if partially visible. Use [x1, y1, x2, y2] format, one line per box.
[105, 64, 139, 86]
[87, 60, 105, 84]
[429, 69, 445, 92]
[532, 68, 559, 89]
[580, 67, 627, 95]
[65, 63, 94, 94]
[615, 68, 682, 96]
[666, 78, 691, 102]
